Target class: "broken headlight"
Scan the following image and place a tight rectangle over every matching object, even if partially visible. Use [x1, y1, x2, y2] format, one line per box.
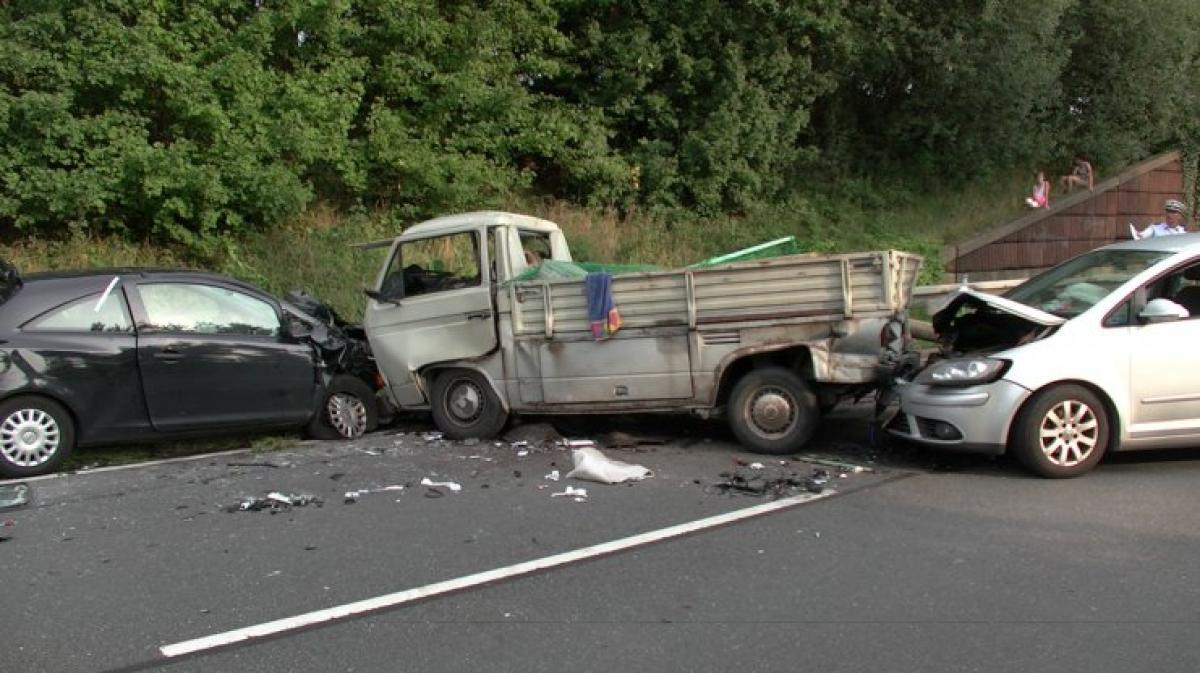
[914, 358, 1008, 387]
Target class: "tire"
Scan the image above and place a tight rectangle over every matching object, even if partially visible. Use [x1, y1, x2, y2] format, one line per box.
[430, 369, 508, 440]
[1013, 384, 1109, 478]
[727, 366, 819, 455]
[0, 396, 75, 478]
[306, 375, 379, 440]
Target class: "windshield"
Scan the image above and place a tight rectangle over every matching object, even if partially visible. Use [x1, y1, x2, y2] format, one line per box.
[1005, 249, 1170, 318]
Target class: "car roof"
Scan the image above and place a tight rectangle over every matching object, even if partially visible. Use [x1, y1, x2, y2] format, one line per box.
[21, 268, 271, 295]
[398, 211, 562, 241]
[1099, 232, 1200, 255]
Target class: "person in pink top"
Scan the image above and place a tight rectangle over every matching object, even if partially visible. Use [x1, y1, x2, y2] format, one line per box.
[1025, 170, 1050, 208]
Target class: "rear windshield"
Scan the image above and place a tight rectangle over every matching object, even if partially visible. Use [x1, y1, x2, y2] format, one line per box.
[0, 259, 20, 305]
[1005, 249, 1170, 318]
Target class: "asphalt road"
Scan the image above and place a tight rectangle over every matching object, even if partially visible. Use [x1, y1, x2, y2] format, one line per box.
[3, 403, 1199, 673]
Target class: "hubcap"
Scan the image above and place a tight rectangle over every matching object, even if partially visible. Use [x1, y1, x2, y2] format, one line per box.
[747, 386, 797, 438]
[1, 408, 61, 467]
[1038, 399, 1099, 467]
[326, 393, 368, 438]
[447, 380, 483, 424]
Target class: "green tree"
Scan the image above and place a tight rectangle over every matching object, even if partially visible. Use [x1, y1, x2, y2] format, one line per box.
[550, 1, 847, 214]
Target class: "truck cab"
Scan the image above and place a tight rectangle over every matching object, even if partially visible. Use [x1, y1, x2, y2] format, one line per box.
[363, 211, 570, 409]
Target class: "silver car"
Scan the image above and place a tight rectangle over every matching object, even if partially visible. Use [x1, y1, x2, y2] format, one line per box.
[889, 233, 1200, 477]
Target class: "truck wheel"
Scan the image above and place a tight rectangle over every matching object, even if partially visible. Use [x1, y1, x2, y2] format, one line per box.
[727, 367, 818, 455]
[0, 396, 75, 477]
[1013, 384, 1109, 478]
[307, 375, 379, 440]
[430, 369, 508, 440]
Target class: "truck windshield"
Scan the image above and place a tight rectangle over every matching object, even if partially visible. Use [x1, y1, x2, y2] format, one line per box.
[1005, 249, 1170, 318]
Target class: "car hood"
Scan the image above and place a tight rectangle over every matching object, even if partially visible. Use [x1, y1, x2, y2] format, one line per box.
[932, 288, 1065, 327]
[931, 287, 1064, 354]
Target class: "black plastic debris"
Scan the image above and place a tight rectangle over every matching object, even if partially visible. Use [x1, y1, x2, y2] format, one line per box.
[227, 492, 323, 514]
[707, 466, 832, 499]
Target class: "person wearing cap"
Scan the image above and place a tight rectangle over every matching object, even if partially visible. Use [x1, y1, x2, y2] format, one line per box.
[1132, 199, 1189, 239]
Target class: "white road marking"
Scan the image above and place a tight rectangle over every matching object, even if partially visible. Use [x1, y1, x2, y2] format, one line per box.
[0, 448, 258, 485]
[160, 488, 835, 658]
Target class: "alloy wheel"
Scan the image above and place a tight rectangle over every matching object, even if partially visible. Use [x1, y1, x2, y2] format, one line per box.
[1037, 399, 1099, 467]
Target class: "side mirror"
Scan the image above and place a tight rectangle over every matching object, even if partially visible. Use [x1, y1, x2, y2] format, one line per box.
[0, 483, 31, 512]
[363, 288, 401, 306]
[1138, 298, 1189, 324]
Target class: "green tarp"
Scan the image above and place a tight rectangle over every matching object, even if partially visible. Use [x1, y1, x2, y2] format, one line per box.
[509, 235, 800, 282]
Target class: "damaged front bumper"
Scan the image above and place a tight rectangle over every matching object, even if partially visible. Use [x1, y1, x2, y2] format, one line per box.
[886, 378, 1031, 455]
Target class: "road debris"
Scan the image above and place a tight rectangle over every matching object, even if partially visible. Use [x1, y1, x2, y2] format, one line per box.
[343, 485, 406, 504]
[791, 454, 874, 473]
[503, 423, 563, 447]
[228, 492, 323, 513]
[565, 447, 652, 484]
[550, 486, 588, 501]
[420, 478, 462, 492]
[707, 466, 831, 499]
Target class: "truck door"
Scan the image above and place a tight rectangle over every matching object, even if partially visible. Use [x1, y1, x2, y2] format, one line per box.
[364, 230, 496, 406]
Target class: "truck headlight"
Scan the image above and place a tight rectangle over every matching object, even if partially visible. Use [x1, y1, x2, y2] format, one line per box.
[914, 358, 1009, 387]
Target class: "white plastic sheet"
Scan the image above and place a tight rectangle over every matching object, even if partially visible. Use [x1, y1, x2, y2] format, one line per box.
[565, 447, 652, 484]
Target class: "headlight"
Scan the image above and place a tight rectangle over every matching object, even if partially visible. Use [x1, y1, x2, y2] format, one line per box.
[914, 358, 1009, 387]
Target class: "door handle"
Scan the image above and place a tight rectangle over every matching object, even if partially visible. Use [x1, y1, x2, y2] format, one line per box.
[466, 310, 492, 321]
[154, 347, 183, 362]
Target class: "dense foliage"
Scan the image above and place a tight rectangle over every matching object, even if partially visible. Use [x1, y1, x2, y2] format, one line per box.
[2, 0, 1198, 252]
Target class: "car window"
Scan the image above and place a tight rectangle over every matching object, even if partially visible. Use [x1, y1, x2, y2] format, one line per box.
[381, 232, 481, 300]
[139, 283, 280, 336]
[25, 290, 133, 333]
[1149, 263, 1200, 319]
[1006, 249, 1171, 318]
[520, 231, 552, 266]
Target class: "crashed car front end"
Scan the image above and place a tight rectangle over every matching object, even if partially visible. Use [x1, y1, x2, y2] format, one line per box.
[886, 288, 1064, 453]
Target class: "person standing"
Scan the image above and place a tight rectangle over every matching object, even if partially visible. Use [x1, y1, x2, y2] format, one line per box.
[1132, 199, 1189, 238]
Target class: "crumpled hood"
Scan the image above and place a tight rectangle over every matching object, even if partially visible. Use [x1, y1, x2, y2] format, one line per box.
[933, 287, 1065, 327]
[932, 287, 1064, 354]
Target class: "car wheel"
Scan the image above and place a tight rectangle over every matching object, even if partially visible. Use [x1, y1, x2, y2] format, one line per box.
[306, 375, 379, 440]
[727, 366, 819, 455]
[1013, 384, 1109, 478]
[430, 369, 508, 440]
[0, 396, 75, 478]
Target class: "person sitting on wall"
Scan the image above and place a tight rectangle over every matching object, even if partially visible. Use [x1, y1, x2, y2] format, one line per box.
[1059, 156, 1094, 193]
[1132, 199, 1189, 239]
[1025, 170, 1051, 208]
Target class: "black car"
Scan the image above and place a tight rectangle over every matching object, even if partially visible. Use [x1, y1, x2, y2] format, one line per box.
[0, 261, 385, 477]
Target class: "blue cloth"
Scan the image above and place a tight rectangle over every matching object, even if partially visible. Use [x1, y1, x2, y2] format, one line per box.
[584, 272, 621, 339]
